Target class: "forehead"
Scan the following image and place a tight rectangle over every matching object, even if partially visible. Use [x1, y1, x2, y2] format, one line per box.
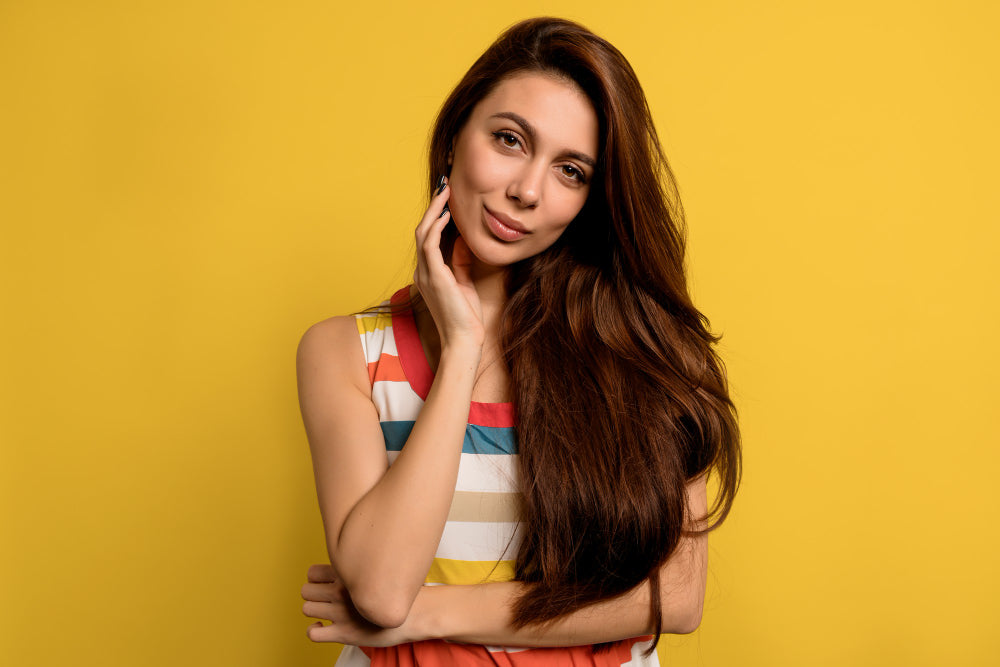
[469, 72, 599, 156]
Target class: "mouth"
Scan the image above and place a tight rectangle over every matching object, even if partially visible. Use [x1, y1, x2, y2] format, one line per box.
[483, 205, 528, 242]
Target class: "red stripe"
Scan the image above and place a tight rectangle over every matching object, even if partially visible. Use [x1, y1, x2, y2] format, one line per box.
[390, 287, 433, 401]
[391, 286, 516, 428]
[469, 400, 516, 428]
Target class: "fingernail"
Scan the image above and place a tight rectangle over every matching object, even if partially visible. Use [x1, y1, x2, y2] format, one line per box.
[435, 175, 446, 195]
[438, 203, 449, 218]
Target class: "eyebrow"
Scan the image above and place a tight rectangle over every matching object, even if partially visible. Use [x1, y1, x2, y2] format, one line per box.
[489, 111, 597, 168]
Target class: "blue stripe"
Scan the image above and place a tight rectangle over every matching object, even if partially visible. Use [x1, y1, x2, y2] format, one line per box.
[380, 421, 517, 456]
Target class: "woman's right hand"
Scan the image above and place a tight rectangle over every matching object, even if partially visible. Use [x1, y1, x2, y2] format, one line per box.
[413, 177, 485, 351]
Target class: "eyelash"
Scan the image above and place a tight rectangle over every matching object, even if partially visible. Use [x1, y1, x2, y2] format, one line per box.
[491, 130, 587, 184]
[493, 130, 522, 150]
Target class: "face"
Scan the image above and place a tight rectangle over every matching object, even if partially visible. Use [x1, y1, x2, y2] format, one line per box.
[446, 71, 599, 267]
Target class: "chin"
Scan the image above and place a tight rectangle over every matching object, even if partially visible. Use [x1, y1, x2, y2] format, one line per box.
[452, 219, 514, 268]
[463, 239, 522, 268]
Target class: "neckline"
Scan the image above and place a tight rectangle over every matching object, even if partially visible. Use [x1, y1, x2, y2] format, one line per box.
[390, 286, 515, 428]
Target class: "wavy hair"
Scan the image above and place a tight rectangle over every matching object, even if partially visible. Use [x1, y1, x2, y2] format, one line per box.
[422, 17, 741, 651]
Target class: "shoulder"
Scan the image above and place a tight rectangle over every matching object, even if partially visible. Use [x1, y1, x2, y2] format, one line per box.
[297, 315, 369, 395]
[298, 315, 360, 360]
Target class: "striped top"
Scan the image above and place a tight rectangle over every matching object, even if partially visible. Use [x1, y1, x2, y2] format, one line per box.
[334, 286, 659, 667]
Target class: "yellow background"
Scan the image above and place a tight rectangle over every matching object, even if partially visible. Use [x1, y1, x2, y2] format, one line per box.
[2, 1, 997, 664]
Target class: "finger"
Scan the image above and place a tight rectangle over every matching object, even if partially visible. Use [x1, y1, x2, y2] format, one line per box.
[415, 180, 450, 240]
[307, 621, 342, 643]
[416, 180, 450, 227]
[415, 203, 445, 280]
[421, 209, 452, 274]
[307, 563, 336, 583]
[301, 581, 346, 602]
[306, 621, 333, 643]
[302, 600, 335, 621]
[415, 211, 452, 294]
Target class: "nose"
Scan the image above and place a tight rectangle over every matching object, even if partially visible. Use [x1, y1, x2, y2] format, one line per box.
[506, 161, 544, 209]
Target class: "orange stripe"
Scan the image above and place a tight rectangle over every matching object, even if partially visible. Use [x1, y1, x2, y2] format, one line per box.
[368, 353, 406, 386]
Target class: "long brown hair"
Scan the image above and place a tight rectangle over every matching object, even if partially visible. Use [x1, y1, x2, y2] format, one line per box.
[426, 17, 741, 648]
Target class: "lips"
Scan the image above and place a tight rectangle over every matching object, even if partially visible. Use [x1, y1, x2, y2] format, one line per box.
[483, 206, 528, 242]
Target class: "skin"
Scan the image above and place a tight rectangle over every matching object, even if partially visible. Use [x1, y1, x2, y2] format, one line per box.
[413, 72, 599, 396]
[296, 71, 708, 648]
[446, 71, 598, 270]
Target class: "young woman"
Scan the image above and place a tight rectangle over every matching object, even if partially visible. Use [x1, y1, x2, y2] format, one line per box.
[297, 17, 741, 666]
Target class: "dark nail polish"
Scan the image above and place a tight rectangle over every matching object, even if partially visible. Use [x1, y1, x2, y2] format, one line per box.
[438, 203, 449, 218]
[435, 175, 446, 195]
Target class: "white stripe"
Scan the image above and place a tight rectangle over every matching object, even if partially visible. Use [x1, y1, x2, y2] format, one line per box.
[622, 637, 660, 666]
[384, 452, 519, 494]
[435, 520, 522, 562]
[355, 318, 398, 363]
[372, 326, 398, 358]
[455, 453, 519, 493]
[372, 380, 423, 422]
[334, 644, 371, 666]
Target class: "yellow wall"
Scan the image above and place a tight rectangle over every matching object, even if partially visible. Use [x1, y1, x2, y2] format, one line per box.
[2, 1, 997, 664]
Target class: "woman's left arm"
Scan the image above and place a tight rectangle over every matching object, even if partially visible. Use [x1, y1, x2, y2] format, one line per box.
[302, 475, 709, 647]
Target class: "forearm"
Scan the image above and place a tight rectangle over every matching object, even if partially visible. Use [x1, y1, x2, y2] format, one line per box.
[335, 344, 481, 624]
[412, 581, 652, 647]
[409, 529, 706, 646]
[302, 490, 708, 646]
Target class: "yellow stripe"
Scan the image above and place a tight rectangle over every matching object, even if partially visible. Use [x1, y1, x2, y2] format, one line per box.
[356, 311, 392, 335]
[425, 558, 515, 585]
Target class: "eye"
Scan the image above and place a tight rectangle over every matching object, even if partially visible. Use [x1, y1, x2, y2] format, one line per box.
[560, 164, 587, 184]
[492, 130, 522, 150]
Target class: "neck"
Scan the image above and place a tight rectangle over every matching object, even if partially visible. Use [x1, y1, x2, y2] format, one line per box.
[413, 256, 510, 377]
[468, 259, 508, 332]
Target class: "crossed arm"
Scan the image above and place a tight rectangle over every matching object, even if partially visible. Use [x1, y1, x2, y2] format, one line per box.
[296, 311, 708, 648]
[300, 478, 707, 647]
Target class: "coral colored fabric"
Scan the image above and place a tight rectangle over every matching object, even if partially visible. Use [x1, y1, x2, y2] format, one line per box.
[361, 638, 650, 666]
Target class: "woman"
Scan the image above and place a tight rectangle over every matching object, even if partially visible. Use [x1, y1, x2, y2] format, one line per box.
[297, 17, 741, 666]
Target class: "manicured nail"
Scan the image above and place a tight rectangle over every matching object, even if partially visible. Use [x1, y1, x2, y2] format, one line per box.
[435, 175, 446, 195]
[438, 203, 449, 218]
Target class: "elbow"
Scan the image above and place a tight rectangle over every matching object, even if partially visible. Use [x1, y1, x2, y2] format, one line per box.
[669, 601, 704, 635]
[329, 547, 419, 628]
[347, 582, 416, 629]
[660, 588, 705, 635]
[660, 587, 705, 635]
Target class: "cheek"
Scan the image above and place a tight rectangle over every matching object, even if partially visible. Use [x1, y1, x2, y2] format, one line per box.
[449, 151, 505, 229]
[454, 134, 514, 191]
[459, 149, 507, 193]
[544, 194, 589, 235]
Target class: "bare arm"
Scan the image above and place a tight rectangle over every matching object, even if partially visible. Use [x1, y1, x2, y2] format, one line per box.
[299, 179, 487, 628]
[298, 317, 480, 628]
[302, 475, 709, 646]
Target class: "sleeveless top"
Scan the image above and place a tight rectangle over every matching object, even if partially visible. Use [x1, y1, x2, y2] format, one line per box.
[334, 286, 659, 667]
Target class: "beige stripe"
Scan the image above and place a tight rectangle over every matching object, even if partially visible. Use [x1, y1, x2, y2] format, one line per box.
[447, 490, 521, 523]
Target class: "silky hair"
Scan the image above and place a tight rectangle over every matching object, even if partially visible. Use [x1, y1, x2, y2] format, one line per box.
[417, 17, 742, 652]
